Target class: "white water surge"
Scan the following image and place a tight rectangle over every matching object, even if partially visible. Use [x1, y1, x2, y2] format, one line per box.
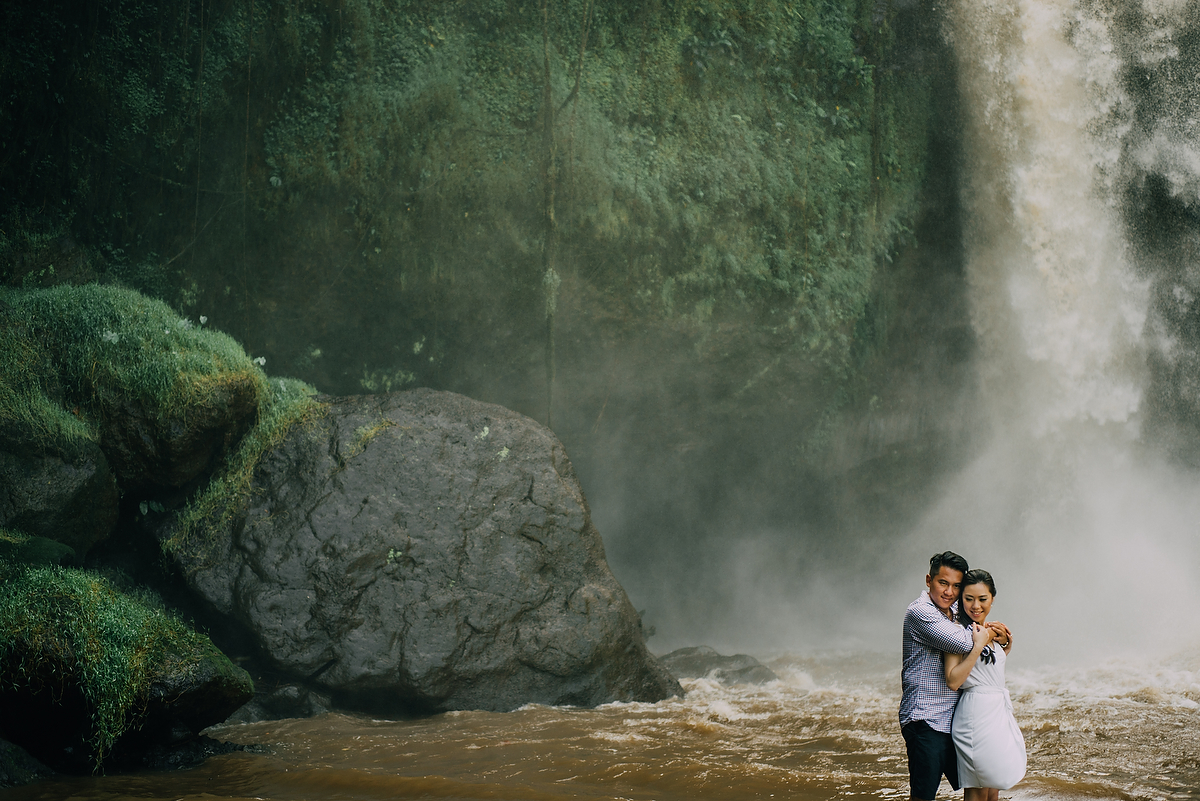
[894, 0, 1200, 660]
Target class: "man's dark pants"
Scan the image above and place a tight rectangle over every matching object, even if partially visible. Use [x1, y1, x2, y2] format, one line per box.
[901, 720, 960, 800]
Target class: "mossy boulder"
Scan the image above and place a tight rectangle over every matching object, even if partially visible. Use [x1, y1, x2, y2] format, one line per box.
[0, 529, 75, 568]
[0, 561, 253, 773]
[0, 284, 270, 552]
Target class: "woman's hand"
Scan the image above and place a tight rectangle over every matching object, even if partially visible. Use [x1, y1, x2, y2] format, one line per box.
[971, 622, 994, 649]
[944, 624, 993, 691]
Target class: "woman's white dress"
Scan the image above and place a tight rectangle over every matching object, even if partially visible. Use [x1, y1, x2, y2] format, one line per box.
[952, 639, 1027, 789]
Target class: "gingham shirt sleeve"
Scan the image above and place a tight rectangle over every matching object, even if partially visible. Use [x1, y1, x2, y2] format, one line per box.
[908, 603, 973, 654]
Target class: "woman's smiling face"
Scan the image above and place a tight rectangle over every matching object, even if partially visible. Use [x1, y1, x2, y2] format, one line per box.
[961, 582, 993, 623]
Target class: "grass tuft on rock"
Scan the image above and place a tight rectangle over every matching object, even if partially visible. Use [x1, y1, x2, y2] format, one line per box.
[164, 376, 323, 561]
[0, 558, 232, 769]
[0, 284, 265, 452]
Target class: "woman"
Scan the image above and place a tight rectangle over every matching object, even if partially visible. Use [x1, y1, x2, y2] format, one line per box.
[942, 569, 1026, 801]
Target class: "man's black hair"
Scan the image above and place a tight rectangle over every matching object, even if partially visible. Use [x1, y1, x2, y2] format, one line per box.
[928, 550, 969, 578]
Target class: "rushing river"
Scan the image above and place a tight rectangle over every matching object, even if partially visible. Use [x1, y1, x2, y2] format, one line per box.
[9, 647, 1199, 801]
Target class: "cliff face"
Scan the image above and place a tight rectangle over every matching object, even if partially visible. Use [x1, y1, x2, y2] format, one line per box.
[0, 0, 952, 443]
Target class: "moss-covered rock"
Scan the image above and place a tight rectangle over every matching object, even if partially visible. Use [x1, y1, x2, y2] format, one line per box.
[0, 284, 266, 492]
[0, 560, 254, 773]
[0, 434, 117, 556]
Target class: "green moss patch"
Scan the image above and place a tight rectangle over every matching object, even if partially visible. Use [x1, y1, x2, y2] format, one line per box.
[0, 560, 239, 769]
[0, 284, 265, 452]
[0, 528, 75, 567]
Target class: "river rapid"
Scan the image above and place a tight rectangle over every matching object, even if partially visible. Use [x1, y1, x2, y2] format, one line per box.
[9, 646, 1199, 801]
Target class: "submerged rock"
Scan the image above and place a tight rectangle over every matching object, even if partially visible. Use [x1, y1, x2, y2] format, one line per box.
[658, 646, 778, 684]
[163, 388, 680, 712]
[225, 684, 333, 724]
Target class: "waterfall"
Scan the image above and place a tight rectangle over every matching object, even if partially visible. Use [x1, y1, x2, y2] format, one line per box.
[906, 0, 1200, 658]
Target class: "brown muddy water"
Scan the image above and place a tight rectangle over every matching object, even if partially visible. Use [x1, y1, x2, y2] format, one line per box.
[8, 649, 1200, 801]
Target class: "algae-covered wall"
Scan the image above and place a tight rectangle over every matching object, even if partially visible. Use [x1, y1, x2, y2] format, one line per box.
[1, 0, 945, 406]
[1, 0, 962, 640]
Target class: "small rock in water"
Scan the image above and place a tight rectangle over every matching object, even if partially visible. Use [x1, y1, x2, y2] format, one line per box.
[226, 684, 333, 724]
[658, 646, 778, 684]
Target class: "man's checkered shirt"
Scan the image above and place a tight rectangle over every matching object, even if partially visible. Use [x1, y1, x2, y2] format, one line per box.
[899, 590, 974, 733]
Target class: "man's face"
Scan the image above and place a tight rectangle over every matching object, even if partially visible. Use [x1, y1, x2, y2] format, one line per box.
[925, 566, 964, 613]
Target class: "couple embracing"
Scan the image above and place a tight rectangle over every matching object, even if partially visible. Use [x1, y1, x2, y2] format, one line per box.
[900, 551, 1026, 801]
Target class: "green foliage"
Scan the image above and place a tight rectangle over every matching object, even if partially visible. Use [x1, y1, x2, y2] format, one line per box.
[0, 0, 947, 456]
[165, 376, 322, 561]
[0, 284, 264, 450]
[0, 560, 229, 769]
[245, 0, 933, 386]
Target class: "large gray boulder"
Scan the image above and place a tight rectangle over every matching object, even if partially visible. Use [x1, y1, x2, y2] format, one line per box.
[163, 388, 679, 712]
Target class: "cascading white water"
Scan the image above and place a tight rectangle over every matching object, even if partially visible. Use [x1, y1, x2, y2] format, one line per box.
[948, 0, 1145, 436]
[906, 0, 1200, 659]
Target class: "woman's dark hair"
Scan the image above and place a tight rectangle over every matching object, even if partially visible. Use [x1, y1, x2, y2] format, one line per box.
[957, 569, 997, 626]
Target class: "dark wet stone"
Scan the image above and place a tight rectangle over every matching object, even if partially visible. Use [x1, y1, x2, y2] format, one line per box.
[225, 684, 333, 724]
[0, 737, 53, 789]
[0, 435, 118, 556]
[115, 734, 259, 773]
[658, 646, 778, 684]
[162, 388, 680, 713]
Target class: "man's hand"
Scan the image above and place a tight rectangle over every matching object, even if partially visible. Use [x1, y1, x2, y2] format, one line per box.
[985, 621, 1012, 652]
[971, 622, 995, 650]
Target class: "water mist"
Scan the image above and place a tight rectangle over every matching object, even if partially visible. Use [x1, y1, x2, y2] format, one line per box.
[902, 0, 1200, 660]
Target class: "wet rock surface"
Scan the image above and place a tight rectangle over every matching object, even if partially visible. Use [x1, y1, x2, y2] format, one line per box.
[658, 646, 778, 684]
[162, 388, 680, 712]
[0, 435, 118, 556]
[0, 737, 53, 789]
[225, 684, 333, 724]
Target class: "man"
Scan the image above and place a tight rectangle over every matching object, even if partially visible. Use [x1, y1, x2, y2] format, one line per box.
[900, 551, 1011, 801]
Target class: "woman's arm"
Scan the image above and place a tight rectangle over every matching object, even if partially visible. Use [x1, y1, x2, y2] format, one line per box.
[943, 624, 994, 691]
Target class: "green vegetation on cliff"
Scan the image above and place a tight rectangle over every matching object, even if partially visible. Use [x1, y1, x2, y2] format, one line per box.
[0, 0, 946, 445]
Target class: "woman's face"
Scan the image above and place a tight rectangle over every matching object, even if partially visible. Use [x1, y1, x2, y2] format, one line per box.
[961, 583, 993, 623]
